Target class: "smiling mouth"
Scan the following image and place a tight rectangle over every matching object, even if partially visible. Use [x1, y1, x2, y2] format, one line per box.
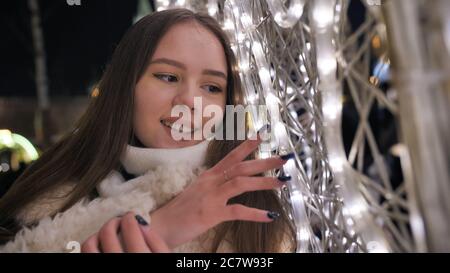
[160, 119, 199, 134]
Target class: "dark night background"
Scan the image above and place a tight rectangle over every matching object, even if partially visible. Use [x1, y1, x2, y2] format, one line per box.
[0, 0, 146, 97]
[0, 0, 154, 196]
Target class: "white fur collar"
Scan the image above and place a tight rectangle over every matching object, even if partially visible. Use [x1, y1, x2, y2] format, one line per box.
[120, 140, 210, 176]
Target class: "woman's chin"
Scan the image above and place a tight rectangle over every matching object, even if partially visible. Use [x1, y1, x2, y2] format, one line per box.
[153, 137, 202, 149]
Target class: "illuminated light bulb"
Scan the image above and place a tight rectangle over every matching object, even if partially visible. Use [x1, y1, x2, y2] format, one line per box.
[389, 143, 405, 157]
[290, 109, 298, 119]
[274, 122, 286, 142]
[237, 32, 246, 43]
[0, 130, 14, 147]
[259, 149, 272, 159]
[299, 52, 306, 61]
[239, 59, 250, 72]
[322, 95, 341, 120]
[346, 217, 354, 226]
[233, 6, 240, 17]
[247, 93, 257, 104]
[207, 0, 218, 16]
[266, 92, 278, 108]
[208, 5, 218, 16]
[367, 241, 389, 253]
[223, 19, 234, 30]
[252, 40, 264, 58]
[305, 157, 312, 167]
[292, 2, 304, 18]
[291, 189, 302, 203]
[270, 68, 275, 78]
[287, 86, 294, 94]
[245, 39, 251, 48]
[329, 155, 344, 172]
[91, 87, 99, 98]
[259, 67, 271, 83]
[312, 1, 334, 28]
[0, 163, 10, 172]
[241, 13, 252, 28]
[346, 200, 369, 220]
[274, 12, 283, 24]
[300, 64, 307, 73]
[369, 76, 380, 86]
[317, 55, 337, 76]
[298, 228, 311, 242]
[176, 0, 185, 5]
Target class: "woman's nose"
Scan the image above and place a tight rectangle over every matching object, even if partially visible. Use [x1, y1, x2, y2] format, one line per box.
[172, 82, 198, 111]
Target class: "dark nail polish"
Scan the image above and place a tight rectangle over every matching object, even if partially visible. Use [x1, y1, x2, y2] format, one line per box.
[267, 211, 280, 220]
[257, 125, 271, 140]
[257, 124, 270, 134]
[277, 175, 291, 182]
[135, 215, 148, 226]
[280, 152, 295, 161]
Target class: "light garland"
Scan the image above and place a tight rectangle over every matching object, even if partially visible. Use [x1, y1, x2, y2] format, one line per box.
[312, 0, 390, 252]
[152, 0, 448, 253]
[229, 0, 322, 252]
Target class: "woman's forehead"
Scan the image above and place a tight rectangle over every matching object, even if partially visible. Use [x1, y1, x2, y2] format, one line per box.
[151, 22, 228, 73]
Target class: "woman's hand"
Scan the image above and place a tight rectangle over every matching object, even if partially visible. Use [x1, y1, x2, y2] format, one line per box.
[148, 137, 293, 250]
[81, 212, 170, 253]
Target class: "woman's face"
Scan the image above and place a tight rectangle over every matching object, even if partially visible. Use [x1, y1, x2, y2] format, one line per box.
[133, 21, 228, 148]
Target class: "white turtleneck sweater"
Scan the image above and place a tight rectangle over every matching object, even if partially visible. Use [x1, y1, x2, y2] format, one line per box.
[1, 140, 294, 253]
[0, 140, 232, 252]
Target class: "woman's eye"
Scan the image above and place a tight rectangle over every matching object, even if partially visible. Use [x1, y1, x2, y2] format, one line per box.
[154, 74, 178, 83]
[203, 85, 223, 93]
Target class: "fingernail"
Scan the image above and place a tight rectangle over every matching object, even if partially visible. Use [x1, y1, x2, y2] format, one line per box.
[135, 214, 148, 226]
[277, 175, 291, 182]
[280, 152, 295, 161]
[267, 211, 280, 220]
[257, 124, 271, 140]
[257, 124, 270, 134]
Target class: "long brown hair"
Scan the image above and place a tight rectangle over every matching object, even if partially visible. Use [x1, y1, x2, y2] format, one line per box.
[0, 9, 295, 252]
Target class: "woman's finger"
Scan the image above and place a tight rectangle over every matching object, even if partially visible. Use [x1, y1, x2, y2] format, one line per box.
[223, 204, 277, 223]
[217, 176, 284, 201]
[211, 137, 262, 173]
[140, 224, 171, 253]
[98, 217, 123, 253]
[81, 234, 101, 253]
[223, 156, 287, 182]
[120, 213, 151, 253]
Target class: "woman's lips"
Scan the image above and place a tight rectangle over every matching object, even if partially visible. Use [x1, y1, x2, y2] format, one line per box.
[160, 119, 199, 134]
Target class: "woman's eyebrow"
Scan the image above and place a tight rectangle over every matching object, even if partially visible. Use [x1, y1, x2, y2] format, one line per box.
[203, 69, 227, 81]
[150, 58, 227, 80]
[150, 58, 186, 69]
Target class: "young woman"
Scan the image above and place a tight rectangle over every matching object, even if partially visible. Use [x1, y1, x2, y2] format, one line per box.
[0, 8, 296, 253]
